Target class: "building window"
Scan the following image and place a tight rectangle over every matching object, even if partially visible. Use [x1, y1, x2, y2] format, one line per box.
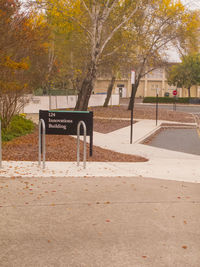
[147, 69, 163, 79]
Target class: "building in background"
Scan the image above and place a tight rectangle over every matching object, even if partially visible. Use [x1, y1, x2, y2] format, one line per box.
[94, 66, 200, 98]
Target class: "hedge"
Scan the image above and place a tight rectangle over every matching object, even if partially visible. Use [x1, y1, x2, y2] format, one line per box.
[143, 97, 200, 104]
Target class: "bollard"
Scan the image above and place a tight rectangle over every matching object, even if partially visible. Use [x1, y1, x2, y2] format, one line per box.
[77, 121, 87, 169]
[39, 119, 46, 169]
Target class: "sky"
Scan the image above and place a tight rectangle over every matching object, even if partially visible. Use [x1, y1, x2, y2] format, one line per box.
[181, 0, 200, 10]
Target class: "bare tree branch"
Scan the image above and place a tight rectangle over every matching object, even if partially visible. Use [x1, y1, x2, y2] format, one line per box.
[98, 3, 139, 59]
[81, 0, 92, 19]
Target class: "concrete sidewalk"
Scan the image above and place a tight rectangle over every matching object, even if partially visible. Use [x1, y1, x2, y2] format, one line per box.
[1, 119, 200, 183]
[0, 176, 200, 266]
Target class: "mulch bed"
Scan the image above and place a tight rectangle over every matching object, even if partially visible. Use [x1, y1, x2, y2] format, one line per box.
[91, 106, 194, 123]
[2, 125, 147, 162]
[94, 118, 133, 133]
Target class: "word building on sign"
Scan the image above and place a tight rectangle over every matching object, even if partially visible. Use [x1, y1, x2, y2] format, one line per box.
[48, 113, 73, 130]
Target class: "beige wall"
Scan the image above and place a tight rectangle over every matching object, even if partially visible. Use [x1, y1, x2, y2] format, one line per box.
[181, 86, 198, 97]
[95, 79, 129, 97]
[95, 67, 200, 98]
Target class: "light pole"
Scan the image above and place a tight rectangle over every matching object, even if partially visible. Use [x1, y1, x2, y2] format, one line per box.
[130, 70, 135, 144]
[156, 87, 159, 126]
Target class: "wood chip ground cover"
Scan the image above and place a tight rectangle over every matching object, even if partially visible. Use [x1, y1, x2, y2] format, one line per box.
[91, 106, 194, 123]
[2, 119, 147, 162]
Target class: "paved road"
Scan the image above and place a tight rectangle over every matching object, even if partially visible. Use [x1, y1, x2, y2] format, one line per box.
[148, 128, 200, 156]
[0, 176, 200, 266]
[120, 98, 200, 114]
[138, 104, 200, 114]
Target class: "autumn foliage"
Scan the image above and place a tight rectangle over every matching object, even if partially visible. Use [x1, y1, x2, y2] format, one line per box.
[0, 0, 52, 129]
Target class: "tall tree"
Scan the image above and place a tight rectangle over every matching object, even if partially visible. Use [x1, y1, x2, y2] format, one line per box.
[167, 53, 200, 97]
[34, 0, 140, 110]
[0, 0, 52, 128]
[125, 0, 196, 110]
[174, 9, 200, 56]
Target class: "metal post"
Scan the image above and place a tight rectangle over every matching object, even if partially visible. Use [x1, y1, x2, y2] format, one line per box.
[0, 119, 2, 169]
[156, 93, 158, 126]
[130, 104, 134, 144]
[174, 96, 176, 111]
[130, 84, 134, 144]
[39, 119, 46, 169]
[77, 121, 87, 169]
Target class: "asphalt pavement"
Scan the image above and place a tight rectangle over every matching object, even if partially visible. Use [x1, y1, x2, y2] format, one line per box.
[148, 128, 200, 155]
[137, 103, 200, 114]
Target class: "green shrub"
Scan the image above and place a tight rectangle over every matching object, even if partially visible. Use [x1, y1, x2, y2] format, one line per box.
[34, 88, 77, 96]
[143, 97, 190, 104]
[1, 115, 34, 142]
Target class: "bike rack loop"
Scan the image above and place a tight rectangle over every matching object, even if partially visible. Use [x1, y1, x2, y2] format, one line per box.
[77, 121, 87, 169]
[38, 119, 46, 169]
[0, 119, 2, 169]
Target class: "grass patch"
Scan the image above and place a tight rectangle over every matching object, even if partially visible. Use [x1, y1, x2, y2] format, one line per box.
[2, 115, 35, 142]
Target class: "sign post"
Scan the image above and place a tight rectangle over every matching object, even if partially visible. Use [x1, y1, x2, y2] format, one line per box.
[173, 90, 177, 111]
[130, 70, 135, 144]
[39, 110, 93, 156]
[156, 87, 159, 126]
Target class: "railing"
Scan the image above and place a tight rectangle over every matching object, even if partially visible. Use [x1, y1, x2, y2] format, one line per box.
[38, 119, 46, 169]
[77, 121, 87, 169]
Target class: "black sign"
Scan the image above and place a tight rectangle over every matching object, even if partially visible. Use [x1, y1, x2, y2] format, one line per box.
[39, 110, 93, 156]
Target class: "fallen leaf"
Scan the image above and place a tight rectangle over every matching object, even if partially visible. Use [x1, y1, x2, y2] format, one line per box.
[184, 220, 187, 224]
[142, 256, 147, 258]
[106, 219, 110, 222]
[182, 246, 187, 249]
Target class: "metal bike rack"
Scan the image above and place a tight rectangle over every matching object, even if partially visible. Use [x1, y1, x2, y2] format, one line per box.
[0, 119, 2, 169]
[77, 121, 87, 169]
[39, 119, 46, 169]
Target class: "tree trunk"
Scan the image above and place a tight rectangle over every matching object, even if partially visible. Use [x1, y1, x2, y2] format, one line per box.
[103, 76, 116, 107]
[128, 79, 140, 110]
[188, 87, 191, 98]
[75, 62, 97, 111]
